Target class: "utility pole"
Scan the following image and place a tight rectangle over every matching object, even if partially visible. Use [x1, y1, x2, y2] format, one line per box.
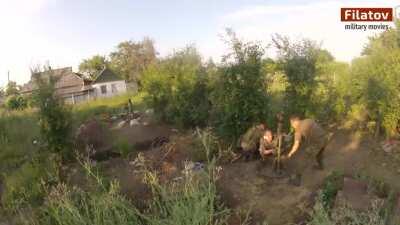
[7, 71, 10, 84]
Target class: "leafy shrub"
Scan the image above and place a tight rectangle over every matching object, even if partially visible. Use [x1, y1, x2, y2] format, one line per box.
[211, 30, 269, 140]
[6, 95, 28, 110]
[320, 171, 343, 210]
[32, 76, 72, 161]
[142, 46, 211, 128]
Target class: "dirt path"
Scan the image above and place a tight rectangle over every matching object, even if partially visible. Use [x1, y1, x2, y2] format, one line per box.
[218, 129, 400, 225]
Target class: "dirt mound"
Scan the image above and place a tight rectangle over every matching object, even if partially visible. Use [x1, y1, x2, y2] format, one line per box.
[113, 123, 173, 151]
[75, 119, 112, 154]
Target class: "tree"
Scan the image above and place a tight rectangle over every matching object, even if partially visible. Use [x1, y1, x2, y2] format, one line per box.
[33, 72, 72, 162]
[272, 34, 327, 117]
[110, 37, 157, 84]
[5, 81, 19, 96]
[78, 55, 109, 79]
[347, 24, 400, 137]
[142, 45, 211, 127]
[211, 29, 269, 140]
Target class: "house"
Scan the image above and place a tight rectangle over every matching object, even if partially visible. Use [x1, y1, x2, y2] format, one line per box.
[91, 68, 127, 98]
[20, 67, 127, 104]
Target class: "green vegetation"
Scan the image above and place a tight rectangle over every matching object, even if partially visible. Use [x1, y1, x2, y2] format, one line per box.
[308, 194, 386, 225]
[211, 30, 269, 140]
[5, 95, 28, 110]
[320, 171, 343, 210]
[79, 55, 109, 79]
[33, 75, 73, 161]
[142, 46, 211, 128]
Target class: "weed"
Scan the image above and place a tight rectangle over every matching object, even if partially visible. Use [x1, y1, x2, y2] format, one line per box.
[320, 171, 343, 210]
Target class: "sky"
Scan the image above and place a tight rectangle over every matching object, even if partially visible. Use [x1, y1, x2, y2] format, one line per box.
[0, 0, 398, 87]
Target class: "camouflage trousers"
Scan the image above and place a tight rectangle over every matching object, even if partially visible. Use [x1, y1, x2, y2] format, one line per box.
[294, 134, 332, 171]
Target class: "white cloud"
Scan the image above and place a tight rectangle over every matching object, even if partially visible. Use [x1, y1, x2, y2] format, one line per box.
[219, 0, 398, 62]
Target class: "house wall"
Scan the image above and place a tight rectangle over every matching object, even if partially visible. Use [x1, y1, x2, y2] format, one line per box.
[92, 80, 127, 98]
[63, 90, 95, 104]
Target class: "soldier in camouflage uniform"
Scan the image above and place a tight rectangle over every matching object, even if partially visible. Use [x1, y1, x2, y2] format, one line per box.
[236, 123, 266, 161]
[258, 129, 278, 160]
[287, 116, 331, 170]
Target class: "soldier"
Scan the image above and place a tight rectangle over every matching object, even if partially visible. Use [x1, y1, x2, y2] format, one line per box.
[259, 129, 277, 160]
[286, 116, 331, 170]
[234, 123, 267, 161]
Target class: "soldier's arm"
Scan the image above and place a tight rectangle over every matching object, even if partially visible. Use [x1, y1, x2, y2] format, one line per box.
[287, 133, 301, 158]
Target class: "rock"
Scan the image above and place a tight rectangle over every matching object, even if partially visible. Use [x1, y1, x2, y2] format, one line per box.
[129, 119, 140, 127]
[116, 120, 126, 129]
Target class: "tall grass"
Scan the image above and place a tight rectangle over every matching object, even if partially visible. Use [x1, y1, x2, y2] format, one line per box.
[28, 129, 231, 225]
[0, 109, 40, 171]
[38, 182, 142, 225]
[308, 192, 388, 225]
[142, 161, 228, 225]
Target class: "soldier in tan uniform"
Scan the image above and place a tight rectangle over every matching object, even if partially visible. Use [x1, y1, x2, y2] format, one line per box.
[287, 116, 331, 170]
[235, 123, 266, 161]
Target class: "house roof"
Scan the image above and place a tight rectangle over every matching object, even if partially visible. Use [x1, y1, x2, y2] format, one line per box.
[32, 67, 73, 82]
[20, 67, 93, 95]
[93, 68, 123, 84]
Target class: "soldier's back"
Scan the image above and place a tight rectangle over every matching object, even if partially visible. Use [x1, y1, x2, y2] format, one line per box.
[297, 119, 326, 145]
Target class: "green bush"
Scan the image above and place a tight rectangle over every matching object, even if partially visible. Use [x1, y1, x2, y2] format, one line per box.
[32, 76, 73, 161]
[142, 46, 211, 128]
[211, 30, 269, 140]
[6, 95, 28, 110]
[320, 171, 343, 210]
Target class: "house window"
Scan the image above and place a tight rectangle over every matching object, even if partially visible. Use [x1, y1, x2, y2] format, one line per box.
[100, 85, 107, 94]
[111, 84, 117, 93]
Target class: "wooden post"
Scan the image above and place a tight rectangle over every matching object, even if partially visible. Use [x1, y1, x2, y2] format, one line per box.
[274, 112, 284, 173]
